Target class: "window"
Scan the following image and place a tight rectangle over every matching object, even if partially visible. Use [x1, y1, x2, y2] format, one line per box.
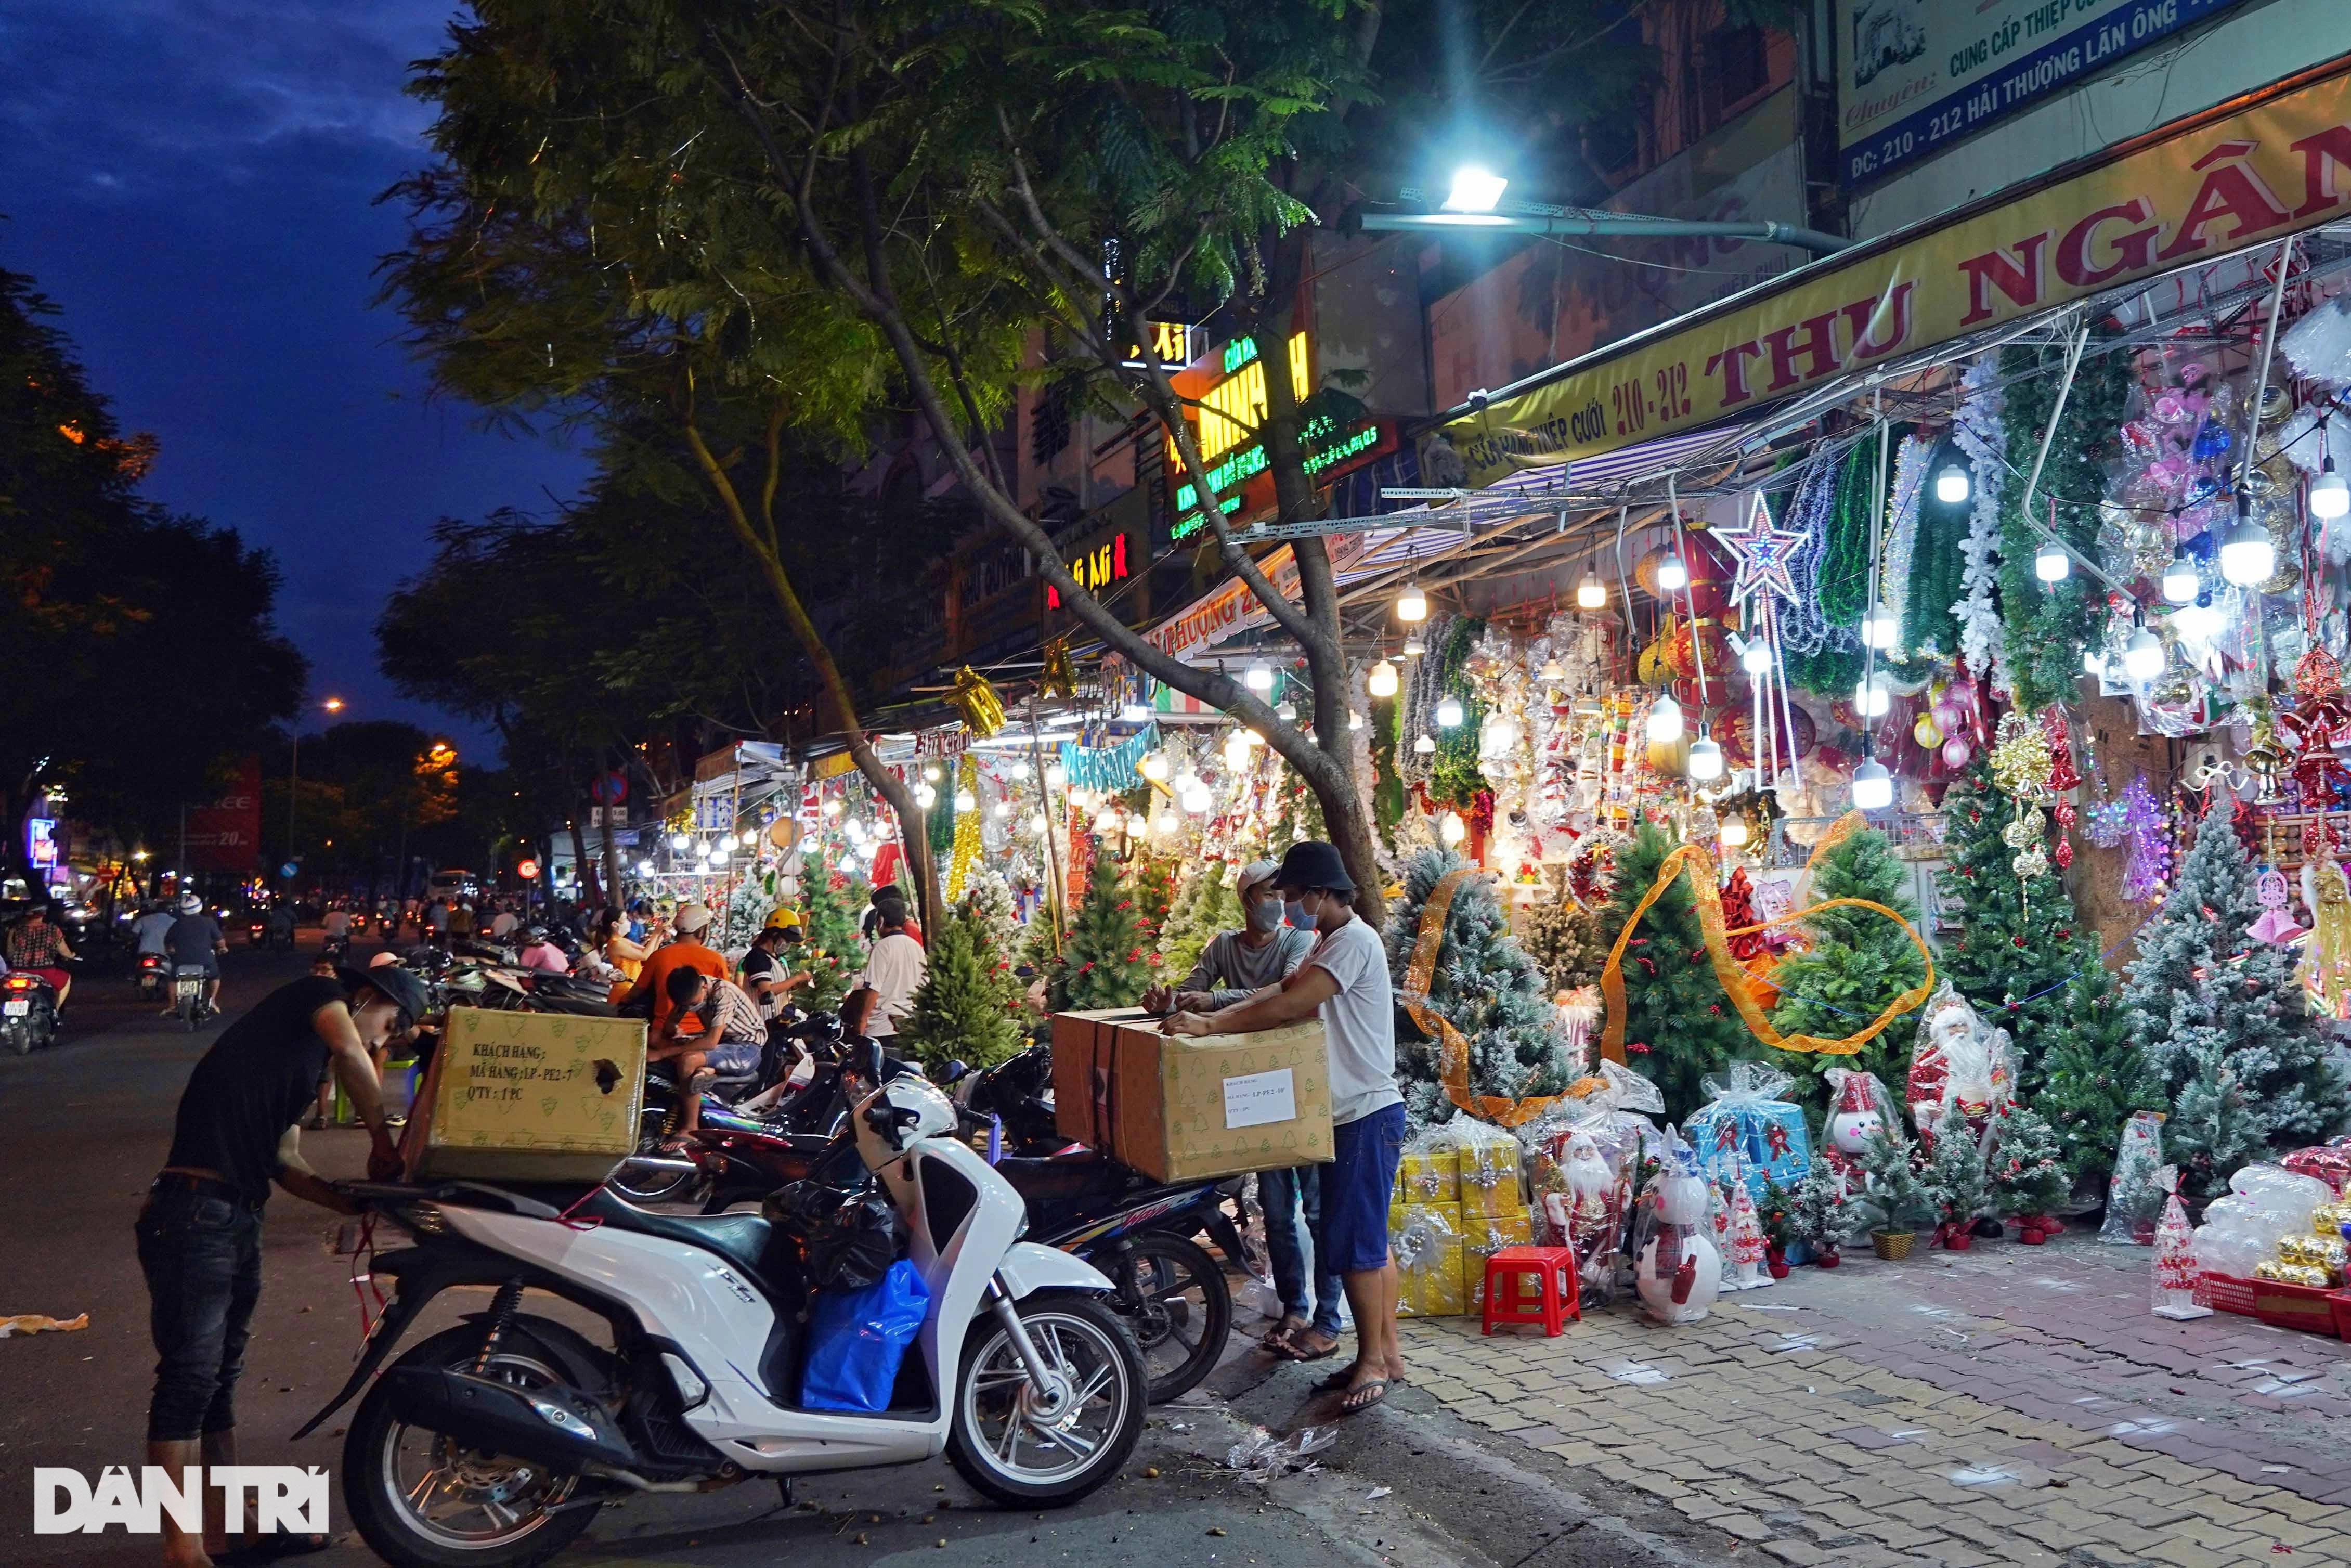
[1701, 24, 1769, 132]
[1030, 381, 1073, 466]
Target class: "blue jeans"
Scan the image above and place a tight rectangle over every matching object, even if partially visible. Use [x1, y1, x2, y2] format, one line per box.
[1260, 1165, 1342, 1338]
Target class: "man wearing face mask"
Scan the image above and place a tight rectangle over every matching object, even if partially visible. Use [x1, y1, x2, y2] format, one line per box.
[1161, 840, 1402, 1415]
[1142, 862, 1333, 1359]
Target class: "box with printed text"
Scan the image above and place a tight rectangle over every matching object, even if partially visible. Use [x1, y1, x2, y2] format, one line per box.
[405, 1007, 647, 1182]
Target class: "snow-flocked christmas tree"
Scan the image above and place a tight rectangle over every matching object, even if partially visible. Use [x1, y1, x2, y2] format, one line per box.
[956, 868, 1022, 964]
[1050, 852, 1152, 1010]
[1598, 819, 1751, 1121]
[1766, 825, 1926, 1118]
[1923, 1109, 1990, 1234]
[1384, 848, 1578, 1128]
[2122, 802, 2351, 1204]
[1988, 1105, 2071, 1219]
[1516, 862, 1609, 995]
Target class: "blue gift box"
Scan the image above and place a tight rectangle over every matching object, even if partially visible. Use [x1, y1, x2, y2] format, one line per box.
[1685, 1071, 1811, 1203]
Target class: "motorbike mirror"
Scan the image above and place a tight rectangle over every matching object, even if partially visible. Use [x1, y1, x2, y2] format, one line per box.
[942, 1059, 969, 1085]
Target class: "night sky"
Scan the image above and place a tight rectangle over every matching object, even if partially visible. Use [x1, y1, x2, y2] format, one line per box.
[0, 1, 588, 755]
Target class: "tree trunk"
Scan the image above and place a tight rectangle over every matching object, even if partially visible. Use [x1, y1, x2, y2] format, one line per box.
[567, 813, 599, 911]
[599, 751, 624, 917]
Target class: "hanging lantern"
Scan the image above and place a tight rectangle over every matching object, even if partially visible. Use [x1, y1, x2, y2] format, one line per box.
[1438, 811, 1466, 846]
[949, 666, 1007, 737]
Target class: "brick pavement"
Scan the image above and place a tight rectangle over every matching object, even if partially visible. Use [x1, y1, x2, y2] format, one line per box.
[1401, 1232, 2351, 1567]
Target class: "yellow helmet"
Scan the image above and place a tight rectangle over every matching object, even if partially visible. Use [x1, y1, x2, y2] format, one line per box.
[764, 906, 803, 930]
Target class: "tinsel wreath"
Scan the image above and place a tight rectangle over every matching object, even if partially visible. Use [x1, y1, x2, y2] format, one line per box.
[1951, 356, 2011, 691]
[1995, 331, 2132, 710]
[946, 755, 983, 900]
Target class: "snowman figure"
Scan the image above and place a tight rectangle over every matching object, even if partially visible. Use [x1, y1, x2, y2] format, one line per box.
[1821, 1068, 1894, 1190]
[1636, 1130, 1723, 1325]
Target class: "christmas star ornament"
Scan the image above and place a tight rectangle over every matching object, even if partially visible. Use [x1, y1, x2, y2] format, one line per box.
[1719, 491, 1806, 607]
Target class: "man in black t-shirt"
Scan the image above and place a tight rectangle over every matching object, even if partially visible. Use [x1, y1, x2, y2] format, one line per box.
[136, 964, 426, 1566]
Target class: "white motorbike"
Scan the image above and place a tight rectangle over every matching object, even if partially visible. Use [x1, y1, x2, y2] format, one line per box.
[300, 1069, 1145, 1568]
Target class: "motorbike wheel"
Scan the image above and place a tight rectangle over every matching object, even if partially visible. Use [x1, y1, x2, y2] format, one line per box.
[1111, 1232, 1231, 1404]
[343, 1323, 598, 1568]
[946, 1290, 1144, 1509]
[4, 1023, 28, 1056]
[607, 1099, 698, 1205]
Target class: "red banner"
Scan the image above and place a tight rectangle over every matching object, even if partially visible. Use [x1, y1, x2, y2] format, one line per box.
[186, 756, 263, 872]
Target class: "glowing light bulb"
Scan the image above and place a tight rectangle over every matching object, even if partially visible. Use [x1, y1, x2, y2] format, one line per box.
[1139, 752, 1170, 782]
[2033, 539, 2070, 582]
[2220, 513, 2275, 586]
[1243, 660, 1275, 691]
[637, 859, 655, 875]
[1093, 807, 1124, 836]
[1645, 694, 1683, 743]
[1854, 675, 1891, 718]
[670, 832, 692, 851]
[1859, 606, 1898, 649]
[954, 788, 977, 812]
[923, 763, 942, 783]
[2123, 625, 2164, 681]
[822, 798, 842, 818]
[1045, 763, 1067, 787]
[845, 818, 867, 844]
[1655, 551, 1688, 593]
[1414, 733, 1437, 755]
[1436, 695, 1465, 728]
[2174, 602, 2225, 642]
[991, 801, 1010, 820]
[1224, 732, 1252, 770]
[1368, 658, 1399, 698]
[1030, 811, 1050, 832]
[1686, 732, 1724, 782]
[1439, 811, 1466, 846]
[2313, 457, 2350, 520]
[913, 782, 937, 809]
[1850, 759, 1894, 812]
[1538, 657, 1566, 682]
[1396, 581, 1428, 622]
[1275, 699, 1296, 721]
[1719, 817, 1750, 848]
[2161, 552, 2198, 604]
[1576, 572, 1607, 610]
[1740, 637, 1772, 675]
[1934, 463, 1971, 504]
[1402, 633, 1426, 657]
[1154, 810, 1178, 836]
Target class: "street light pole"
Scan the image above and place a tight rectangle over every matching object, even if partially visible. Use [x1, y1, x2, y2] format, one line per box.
[289, 697, 344, 883]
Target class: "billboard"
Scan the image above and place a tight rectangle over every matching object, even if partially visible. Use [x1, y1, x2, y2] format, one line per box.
[185, 756, 263, 872]
[1838, 0, 2251, 187]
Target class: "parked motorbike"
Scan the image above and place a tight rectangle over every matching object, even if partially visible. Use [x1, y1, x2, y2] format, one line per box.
[1, 970, 59, 1054]
[300, 1074, 1144, 1568]
[172, 965, 215, 1031]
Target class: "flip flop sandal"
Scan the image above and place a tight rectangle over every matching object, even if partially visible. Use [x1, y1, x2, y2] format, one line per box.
[1336, 1378, 1391, 1414]
[1285, 1339, 1340, 1364]
[218, 1534, 332, 1563]
[1313, 1367, 1357, 1392]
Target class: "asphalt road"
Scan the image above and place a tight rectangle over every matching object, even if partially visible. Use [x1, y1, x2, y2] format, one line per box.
[0, 934, 1750, 1568]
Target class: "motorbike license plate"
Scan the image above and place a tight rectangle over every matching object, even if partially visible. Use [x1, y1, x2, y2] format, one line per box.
[3, 1000, 29, 1016]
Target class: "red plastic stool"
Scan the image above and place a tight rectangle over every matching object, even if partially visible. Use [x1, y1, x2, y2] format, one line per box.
[1480, 1245, 1580, 1336]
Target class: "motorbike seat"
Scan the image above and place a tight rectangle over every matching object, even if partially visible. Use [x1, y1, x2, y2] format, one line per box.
[575, 1189, 774, 1282]
[995, 1152, 1138, 1211]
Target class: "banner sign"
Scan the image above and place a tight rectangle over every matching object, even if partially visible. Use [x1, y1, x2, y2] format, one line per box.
[1443, 62, 2351, 488]
[1838, 0, 2252, 187]
[185, 757, 262, 872]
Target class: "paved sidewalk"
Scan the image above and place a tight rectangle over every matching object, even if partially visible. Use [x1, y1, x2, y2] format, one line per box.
[1404, 1232, 2351, 1567]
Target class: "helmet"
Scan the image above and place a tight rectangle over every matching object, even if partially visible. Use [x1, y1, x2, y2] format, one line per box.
[852, 1073, 956, 1176]
[764, 906, 802, 930]
[523, 924, 548, 942]
[178, 893, 204, 915]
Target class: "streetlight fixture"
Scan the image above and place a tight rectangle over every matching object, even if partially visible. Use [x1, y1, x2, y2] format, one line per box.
[1443, 166, 1509, 213]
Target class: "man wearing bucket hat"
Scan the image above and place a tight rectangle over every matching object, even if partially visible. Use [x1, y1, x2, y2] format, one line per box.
[139, 961, 427, 1565]
[1162, 840, 1404, 1414]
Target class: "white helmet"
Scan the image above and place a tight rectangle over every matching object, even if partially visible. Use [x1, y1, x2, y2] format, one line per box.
[178, 893, 204, 915]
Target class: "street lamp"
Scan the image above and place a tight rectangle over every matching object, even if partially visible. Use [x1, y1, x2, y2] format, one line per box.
[1443, 166, 1509, 214]
[288, 696, 349, 877]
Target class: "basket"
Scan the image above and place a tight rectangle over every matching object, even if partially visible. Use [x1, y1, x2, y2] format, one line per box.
[1869, 1229, 1915, 1261]
[2198, 1272, 2256, 1316]
[2329, 1289, 2351, 1341]
[2251, 1277, 2340, 1338]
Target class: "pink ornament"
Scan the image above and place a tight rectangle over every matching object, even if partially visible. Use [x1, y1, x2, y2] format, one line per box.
[1943, 738, 1972, 768]
[1931, 702, 1963, 732]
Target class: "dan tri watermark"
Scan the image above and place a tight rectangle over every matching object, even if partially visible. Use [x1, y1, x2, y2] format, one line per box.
[33, 1466, 328, 1535]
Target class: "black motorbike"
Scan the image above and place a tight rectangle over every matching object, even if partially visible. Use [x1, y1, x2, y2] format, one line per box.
[1, 969, 60, 1054]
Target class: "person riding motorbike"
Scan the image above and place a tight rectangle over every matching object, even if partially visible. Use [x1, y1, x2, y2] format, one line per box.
[265, 903, 296, 949]
[4, 902, 77, 1016]
[163, 892, 227, 1015]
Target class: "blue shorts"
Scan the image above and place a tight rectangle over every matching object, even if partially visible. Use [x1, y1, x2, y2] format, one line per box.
[1317, 1102, 1407, 1275]
[700, 1042, 762, 1076]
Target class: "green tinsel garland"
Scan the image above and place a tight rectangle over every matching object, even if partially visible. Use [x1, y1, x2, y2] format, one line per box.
[1996, 333, 2131, 710]
[1370, 694, 1404, 845]
[1904, 459, 1970, 660]
[1427, 616, 1488, 808]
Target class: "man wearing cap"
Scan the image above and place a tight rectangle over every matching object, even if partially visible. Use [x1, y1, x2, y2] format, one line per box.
[139, 962, 424, 1566]
[1144, 861, 1334, 1358]
[1162, 840, 1404, 1414]
[621, 901, 731, 1036]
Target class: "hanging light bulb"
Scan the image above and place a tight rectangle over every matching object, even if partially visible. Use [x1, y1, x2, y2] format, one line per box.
[1181, 782, 1212, 813]
[821, 798, 842, 818]
[1174, 769, 1199, 793]
[1739, 635, 1772, 675]
[1396, 581, 1428, 621]
[1538, 656, 1566, 682]
[1094, 806, 1124, 837]
[2123, 618, 2165, 681]
[923, 763, 942, 783]
[1645, 693, 1683, 743]
[2313, 449, 2350, 520]
[1719, 816, 1750, 849]
[2033, 539, 2070, 582]
[845, 818, 867, 844]
[1655, 550, 1689, 593]
[991, 801, 1010, 820]
[1139, 751, 1170, 782]
[669, 831, 692, 851]
[1368, 657, 1399, 698]
[1853, 675, 1891, 718]
[954, 788, 977, 812]
[1275, 699, 1297, 721]
[2220, 496, 2275, 586]
[1850, 756, 1894, 812]
[1154, 809, 1179, 836]
[1571, 692, 1605, 718]
[1030, 811, 1050, 832]
[2161, 550, 2199, 604]
[1414, 733, 1437, 755]
[1438, 811, 1466, 846]
[1436, 695, 1465, 728]
[1224, 731, 1252, 770]
[1243, 659, 1275, 691]
[2174, 601, 2225, 642]
[1934, 463, 1971, 504]
[1067, 785, 1092, 810]
[1686, 728, 1724, 782]
[636, 858, 656, 876]
[914, 782, 938, 809]
[1045, 762, 1067, 787]
[1402, 632, 1426, 657]
[1576, 571, 1608, 610]
[1859, 605, 1899, 649]
[1007, 760, 1031, 781]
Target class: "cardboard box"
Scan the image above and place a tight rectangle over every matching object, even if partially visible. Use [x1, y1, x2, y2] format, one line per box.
[1051, 1009, 1332, 1182]
[406, 1008, 647, 1182]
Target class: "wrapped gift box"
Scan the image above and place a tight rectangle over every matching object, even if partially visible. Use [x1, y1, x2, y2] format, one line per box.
[1461, 1210, 1535, 1312]
[1395, 1144, 1462, 1204]
[1392, 1201, 1467, 1317]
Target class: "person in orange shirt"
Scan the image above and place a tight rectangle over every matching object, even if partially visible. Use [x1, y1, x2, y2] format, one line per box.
[622, 902, 729, 1035]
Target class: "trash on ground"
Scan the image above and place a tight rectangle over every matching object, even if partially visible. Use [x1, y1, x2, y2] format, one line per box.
[1225, 1424, 1337, 1480]
[0, 1313, 88, 1338]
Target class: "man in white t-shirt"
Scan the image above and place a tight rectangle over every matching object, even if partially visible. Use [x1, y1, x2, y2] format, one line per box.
[1162, 840, 1402, 1414]
[858, 906, 927, 1039]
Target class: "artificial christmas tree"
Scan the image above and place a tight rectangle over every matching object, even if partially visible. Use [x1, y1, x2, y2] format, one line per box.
[1767, 825, 1927, 1118]
[1597, 819, 1749, 1122]
[1933, 761, 2093, 1061]
[1517, 862, 1609, 995]
[797, 859, 869, 1013]
[2122, 803, 2351, 1204]
[1988, 1105, 2071, 1238]
[1049, 853, 1152, 1011]
[957, 868, 1022, 964]
[1158, 862, 1240, 981]
[2030, 967, 2157, 1190]
[1125, 853, 1178, 950]
[1924, 1108, 1991, 1248]
[1855, 1123, 1934, 1255]
[1788, 1168, 1852, 1264]
[1384, 848, 1579, 1128]
[898, 909, 1027, 1077]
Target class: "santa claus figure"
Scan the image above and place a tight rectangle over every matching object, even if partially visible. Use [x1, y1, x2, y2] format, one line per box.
[1906, 983, 2014, 1153]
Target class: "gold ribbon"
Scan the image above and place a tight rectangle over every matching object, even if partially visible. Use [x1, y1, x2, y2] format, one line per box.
[1038, 637, 1077, 699]
[1400, 868, 1574, 1128]
[1597, 811, 1933, 1064]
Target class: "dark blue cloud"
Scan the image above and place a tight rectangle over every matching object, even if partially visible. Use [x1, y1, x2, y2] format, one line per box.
[0, 1, 589, 753]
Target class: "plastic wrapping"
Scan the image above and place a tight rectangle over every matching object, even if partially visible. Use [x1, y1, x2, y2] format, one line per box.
[1632, 1127, 1722, 1325]
[2150, 1165, 2213, 1319]
[1395, 1124, 1464, 1204]
[1449, 1116, 1527, 1218]
[1820, 1068, 1902, 1187]
[1227, 1424, 1336, 1481]
[799, 1260, 929, 1413]
[2280, 1136, 2351, 1194]
[2189, 1163, 2332, 1277]
[1685, 1062, 1811, 1200]
[1905, 984, 2016, 1149]
[1519, 1062, 1660, 1302]
[1723, 1178, 1770, 1290]
[1391, 1202, 1467, 1318]
[1461, 1209, 1535, 1313]
[2099, 1111, 2170, 1246]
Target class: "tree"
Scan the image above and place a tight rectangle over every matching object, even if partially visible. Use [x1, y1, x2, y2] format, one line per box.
[797, 860, 869, 1014]
[1932, 760, 2089, 1059]
[1923, 1109, 1990, 1235]
[957, 870, 1023, 966]
[2122, 804, 2350, 1204]
[1767, 826, 1927, 1118]
[1989, 1105, 2072, 1220]
[898, 910, 1026, 1077]
[2030, 967, 2157, 1189]
[1051, 854, 1152, 1012]
[1383, 848, 1578, 1129]
[1126, 853, 1178, 951]
[1598, 820, 1748, 1122]
[1854, 1123, 1934, 1237]
[1158, 861, 1240, 981]
[1517, 863, 1609, 995]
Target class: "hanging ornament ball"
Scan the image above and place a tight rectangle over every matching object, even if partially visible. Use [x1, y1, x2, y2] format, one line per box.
[1942, 738, 1973, 769]
[1663, 617, 1731, 681]
[1914, 715, 1943, 749]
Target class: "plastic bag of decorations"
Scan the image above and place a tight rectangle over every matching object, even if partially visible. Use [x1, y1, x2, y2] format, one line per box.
[2190, 1162, 2334, 1280]
[1683, 1061, 1811, 1203]
[1521, 1061, 1668, 1303]
[1903, 983, 2015, 1153]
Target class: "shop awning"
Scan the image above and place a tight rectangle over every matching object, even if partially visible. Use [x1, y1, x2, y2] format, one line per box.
[1438, 55, 2351, 488]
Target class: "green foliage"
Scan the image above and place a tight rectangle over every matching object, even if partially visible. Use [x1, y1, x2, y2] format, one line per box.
[2031, 966, 2157, 1189]
[1788, 1168, 1853, 1253]
[1988, 1106, 2071, 1219]
[1994, 332, 2132, 709]
[1856, 1123, 1934, 1232]
[1516, 863, 1608, 994]
[2124, 804, 2351, 1204]
[1756, 1176, 1800, 1253]
[1599, 819, 1749, 1121]
[1369, 694, 1404, 846]
[1767, 826, 1926, 1118]
[1051, 854, 1152, 1011]
[898, 909, 1025, 1077]
[1384, 849, 1578, 1129]
[1126, 853, 1178, 951]
[1923, 1110, 1991, 1227]
[957, 870, 1022, 962]
[797, 861, 869, 1013]
[1425, 617, 1489, 809]
[1932, 760, 2092, 1064]
[1158, 861, 1241, 981]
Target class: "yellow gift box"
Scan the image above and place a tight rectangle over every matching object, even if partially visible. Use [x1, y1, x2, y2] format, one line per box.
[1460, 1210, 1534, 1312]
[1395, 1145, 1462, 1204]
[1457, 1151, 1526, 1218]
[1392, 1201, 1467, 1317]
